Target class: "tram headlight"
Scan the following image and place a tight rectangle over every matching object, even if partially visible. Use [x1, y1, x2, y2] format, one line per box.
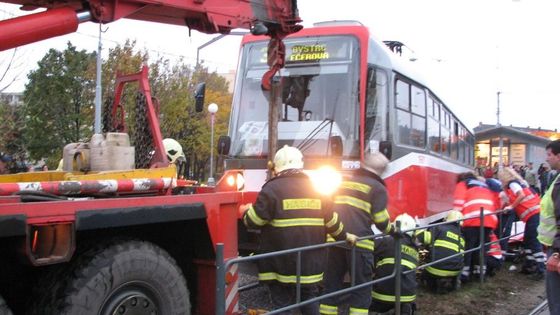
[308, 166, 342, 196]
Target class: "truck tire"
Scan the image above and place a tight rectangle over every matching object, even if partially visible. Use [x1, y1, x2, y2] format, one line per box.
[32, 240, 190, 315]
[0, 295, 13, 315]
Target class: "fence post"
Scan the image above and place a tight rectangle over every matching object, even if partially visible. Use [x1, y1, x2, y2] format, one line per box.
[479, 207, 485, 284]
[216, 243, 226, 315]
[394, 221, 402, 315]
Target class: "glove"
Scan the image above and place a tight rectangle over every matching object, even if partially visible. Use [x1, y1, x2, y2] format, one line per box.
[546, 252, 560, 273]
[345, 232, 358, 246]
[238, 203, 252, 218]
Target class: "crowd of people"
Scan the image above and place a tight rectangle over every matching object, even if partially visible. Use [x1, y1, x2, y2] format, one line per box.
[239, 140, 560, 315]
[0, 153, 50, 174]
[477, 160, 558, 197]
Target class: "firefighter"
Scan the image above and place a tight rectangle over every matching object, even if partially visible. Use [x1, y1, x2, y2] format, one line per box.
[320, 152, 394, 315]
[370, 213, 419, 315]
[162, 138, 185, 164]
[453, 172, 498, 282]
[416, 210, 465, 294]
[538, 139, 560, 314]
[239, 145, 357, 315]
[498, 167, 545, 279]
[163, 138, 187, 179]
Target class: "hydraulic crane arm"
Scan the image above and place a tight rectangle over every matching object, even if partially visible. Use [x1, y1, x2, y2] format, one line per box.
[0, 0, 302, 51]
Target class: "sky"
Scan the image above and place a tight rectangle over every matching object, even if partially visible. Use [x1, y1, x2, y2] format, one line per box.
[1, 0, 559, 131]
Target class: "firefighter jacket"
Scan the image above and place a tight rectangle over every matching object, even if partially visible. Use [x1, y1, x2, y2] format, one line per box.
[416, 223, 464, 277]
[372, 234, 418, 304]
[242, 170, 346, 285]
[504, 180, 541, 223]
[328, 168, 392, 251]
[454, 179, 498, 229]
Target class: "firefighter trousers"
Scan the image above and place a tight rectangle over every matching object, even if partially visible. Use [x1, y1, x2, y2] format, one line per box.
[320, 246, 374, 315]
[267, 282, 320, 315]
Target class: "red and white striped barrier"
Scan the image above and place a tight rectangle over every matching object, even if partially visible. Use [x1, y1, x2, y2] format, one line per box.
[225, 263, 240, 314]
[0, 178, 175, 196]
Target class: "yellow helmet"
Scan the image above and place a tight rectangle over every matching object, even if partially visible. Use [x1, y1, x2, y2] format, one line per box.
[394, 213, 416, 236]
[273, 145, 303, 173]
[446, 210, 463, 223]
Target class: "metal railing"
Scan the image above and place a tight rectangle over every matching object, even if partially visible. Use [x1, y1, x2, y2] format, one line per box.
[216, 207, 524, 315]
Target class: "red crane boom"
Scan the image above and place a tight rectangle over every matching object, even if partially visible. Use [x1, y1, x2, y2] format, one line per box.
[0, 0, 302, 51]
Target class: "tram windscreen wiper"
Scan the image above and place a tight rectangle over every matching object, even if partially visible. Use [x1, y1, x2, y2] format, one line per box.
[296, 118, 334, 155]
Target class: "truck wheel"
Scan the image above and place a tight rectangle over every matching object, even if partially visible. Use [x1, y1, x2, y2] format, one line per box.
[0, 295, 13, 315]
[33, 240, 190, 315]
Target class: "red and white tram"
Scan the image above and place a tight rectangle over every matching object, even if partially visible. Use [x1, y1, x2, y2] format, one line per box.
[224, 20, 474, 224]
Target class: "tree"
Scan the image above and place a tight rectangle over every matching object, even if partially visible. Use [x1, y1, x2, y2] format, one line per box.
[0, 99, 26, 171]
[147, 58, 232, 181]
[22, 42, 96, 163]
[0, 48, 25, 93]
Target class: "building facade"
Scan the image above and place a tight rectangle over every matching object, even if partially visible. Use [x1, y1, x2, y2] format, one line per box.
[474, 123, 559, 168]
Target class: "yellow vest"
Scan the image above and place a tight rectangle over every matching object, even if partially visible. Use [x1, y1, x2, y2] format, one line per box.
[538, 175, 559, 246]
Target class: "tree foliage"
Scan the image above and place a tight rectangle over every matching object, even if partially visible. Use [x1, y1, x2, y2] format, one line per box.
[18, 39, 234, 179]
[22, 42, 96, 163]
[0, 100, 26, 169]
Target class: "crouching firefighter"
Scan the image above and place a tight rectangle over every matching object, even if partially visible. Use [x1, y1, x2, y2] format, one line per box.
[239, 145, 357, 315]
[416, 210, 465, 294]
[370, 214, 419, 315]
[320, 152, 394, 315]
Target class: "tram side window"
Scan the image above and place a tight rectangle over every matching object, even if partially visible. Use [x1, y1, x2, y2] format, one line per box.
[467, 133, 475, 165]
[365, 67, 388, 153]
[450, 121, 459, 160]
[395, 79, 426, 148]
[458, 126, 465, 163]
[440, 111, 451, 156]
[428, 98, 441, 153]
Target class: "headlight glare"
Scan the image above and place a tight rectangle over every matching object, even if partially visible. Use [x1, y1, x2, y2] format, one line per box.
[308, 166, 342, 196]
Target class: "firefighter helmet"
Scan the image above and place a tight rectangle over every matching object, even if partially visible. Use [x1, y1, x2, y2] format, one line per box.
[446, 210, 463, 224]
[394, 213, 416, 236]
[273, 145, 303, 173]
[163, 138, 184, 163]
[362, 152, 389, 176]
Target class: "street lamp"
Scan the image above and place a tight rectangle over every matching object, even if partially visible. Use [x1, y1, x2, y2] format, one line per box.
[207, 103, 218, 186]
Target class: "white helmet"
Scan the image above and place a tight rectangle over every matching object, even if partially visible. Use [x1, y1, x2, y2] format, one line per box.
[394, 213, 416, 236]
[274, 145, 304, 173]
[163, 138, 185, 163]
[362, 152, 389, 176]
[446, 210, 463, 224]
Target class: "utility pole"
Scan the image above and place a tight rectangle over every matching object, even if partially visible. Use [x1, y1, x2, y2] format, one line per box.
[94, 23, 103, 134]
[497, 91, 503, 170]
